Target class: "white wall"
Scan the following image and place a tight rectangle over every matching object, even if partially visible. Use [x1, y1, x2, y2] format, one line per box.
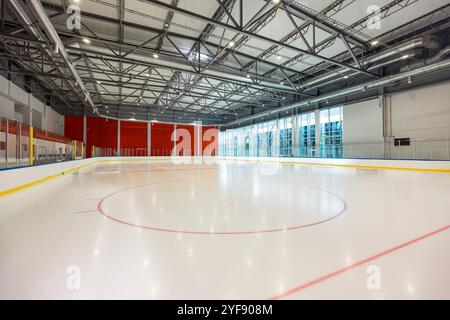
[339, 82, 450, 159]
[343, 98, 384, 144]
[390, 81, 450, 140]
[0, 95, 15, 120]
[9, 82, 29, 106]
[0, 75, 64, 135]
[46, 106, 64, 135]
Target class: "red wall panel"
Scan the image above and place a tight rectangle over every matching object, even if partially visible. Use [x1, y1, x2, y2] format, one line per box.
[121, 120, 148, 156]
[64, 115, 83, 142]
[87, 117, 117, 157]
[151, 123, 174, 156]
[63, 116, 217, 157]
[175, 125, 195, 156]
[202, 126, 218, 156]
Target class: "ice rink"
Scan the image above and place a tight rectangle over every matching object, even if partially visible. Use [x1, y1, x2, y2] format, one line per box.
[0, 159, 449, 299]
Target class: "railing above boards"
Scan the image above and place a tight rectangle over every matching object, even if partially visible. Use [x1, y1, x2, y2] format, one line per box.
[219, 138, 450, 161]
[0, 117, 83, 169]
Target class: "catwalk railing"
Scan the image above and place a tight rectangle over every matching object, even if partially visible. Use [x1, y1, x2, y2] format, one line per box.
[0, 117, 84, 169]
[219, 138, 450, 161]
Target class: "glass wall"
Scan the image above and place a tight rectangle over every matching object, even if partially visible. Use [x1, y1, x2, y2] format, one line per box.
[297, 112, 316, 158]
[0, 117, 80, 169]
[219, 120, 277, 157]
[219, 106, 344, 159]
[319, 107, 343, 158]
[279, 117, 292, 157]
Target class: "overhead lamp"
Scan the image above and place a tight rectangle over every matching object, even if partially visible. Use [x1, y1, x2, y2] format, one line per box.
[246, 74, 251, 78]
[228, 41, 235, 47]
[82, 38, 91, 44]
[153, 53, 159, 59]
[145, 73, 150, 77]
[280, 81, 284, 85]
[371, 40, 379, 46]
[276, 56, 281, 60]
[408, 76, 412, 84]
[272, 0, 280, 4]
[401, 54, 410, 60]
[343, 75, 349, 79]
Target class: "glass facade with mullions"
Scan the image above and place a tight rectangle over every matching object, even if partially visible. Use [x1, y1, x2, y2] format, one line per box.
[279, 117, 293, 157]
[319, 107, 343, 158]
[219, 106, 343, 158]
[298, 112, 316, 158]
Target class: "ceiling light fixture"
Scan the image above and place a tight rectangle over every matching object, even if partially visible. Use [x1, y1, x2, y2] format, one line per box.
[82, 38, 90, 44]
[371, 40, 379, 46]
[153, 53, 159, 59]
[228, 41, 235, 47]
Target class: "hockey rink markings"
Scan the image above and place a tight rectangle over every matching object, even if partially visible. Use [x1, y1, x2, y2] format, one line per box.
[270, 224, 450, 299]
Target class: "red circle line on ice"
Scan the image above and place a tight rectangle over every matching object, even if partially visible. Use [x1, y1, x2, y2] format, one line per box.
[97, 178, 347, 235]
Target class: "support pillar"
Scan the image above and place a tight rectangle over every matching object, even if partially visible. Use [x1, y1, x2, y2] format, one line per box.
[194, 121, 202, 156]
[173, 124, 177, 156]
[83, 115, 87, 158]
[5, 119, 8, 165]
[29, 126, 34, 166]
[117, 120, 121, 156]
[314, 109, 321, 157]
[147, 122, 151, 157]
[292, 113, 298, 157]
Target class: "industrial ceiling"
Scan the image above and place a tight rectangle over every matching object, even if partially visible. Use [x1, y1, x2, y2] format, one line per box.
[1, 0, 449, 126]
